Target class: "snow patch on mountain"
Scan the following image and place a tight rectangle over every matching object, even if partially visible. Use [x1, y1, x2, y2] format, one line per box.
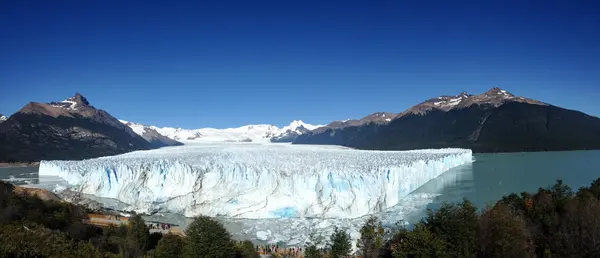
[49, 93, 90, 111]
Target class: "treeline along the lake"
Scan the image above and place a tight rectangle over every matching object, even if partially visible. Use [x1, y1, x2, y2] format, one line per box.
[2, 178, 600, 257]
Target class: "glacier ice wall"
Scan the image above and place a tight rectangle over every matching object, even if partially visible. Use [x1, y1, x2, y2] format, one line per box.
[39, 143, 473, 219]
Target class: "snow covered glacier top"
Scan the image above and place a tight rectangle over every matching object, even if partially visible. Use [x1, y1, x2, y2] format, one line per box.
[39, 143, 473, 219]
[120, 120, 324, 143]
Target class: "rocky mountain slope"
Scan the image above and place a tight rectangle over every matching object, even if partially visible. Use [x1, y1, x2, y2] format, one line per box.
[293, 88, 600, 153]
[119, 120, 183, 148]
[0, 93, 152, 162]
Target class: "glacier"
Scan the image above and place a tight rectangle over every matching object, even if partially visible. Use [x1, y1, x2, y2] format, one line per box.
[38, 143, 473, 219]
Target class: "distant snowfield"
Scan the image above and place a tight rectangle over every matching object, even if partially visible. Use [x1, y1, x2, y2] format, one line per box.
[119, 120, 325, 143]
[38, 143, 473, 219]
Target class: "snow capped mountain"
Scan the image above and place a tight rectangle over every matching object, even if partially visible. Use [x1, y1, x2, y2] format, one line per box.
[49, 93, 90, 111]
[119, 120, 183, 148]
[120, 120, 324, 143]
[0, 93, 152, 162]
[151, 124, 280, 142]
[0, 114, 6, 123]
[281, 120, 321, 132]
[401, 87, 546, 116]
[271, 120, 323, 142]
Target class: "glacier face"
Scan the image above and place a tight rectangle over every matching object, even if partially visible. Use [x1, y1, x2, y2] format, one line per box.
[39, 143, 473, 219]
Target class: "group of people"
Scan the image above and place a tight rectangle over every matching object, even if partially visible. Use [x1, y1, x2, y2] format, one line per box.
[105, 215, 123, 221]
[256, 244, 303, 257]
[148, 222, 173, 231]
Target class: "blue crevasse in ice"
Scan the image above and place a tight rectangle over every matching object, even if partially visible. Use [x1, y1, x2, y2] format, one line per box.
[270, 207, 299, 218]
[105, 168, 111, 188]
[387, 169, 390, 183]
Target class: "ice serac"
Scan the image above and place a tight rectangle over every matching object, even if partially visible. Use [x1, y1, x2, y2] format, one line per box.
[39, 144, 473, 218]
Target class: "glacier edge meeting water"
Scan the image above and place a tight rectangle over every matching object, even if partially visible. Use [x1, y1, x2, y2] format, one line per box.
[38, 143, 473, 219]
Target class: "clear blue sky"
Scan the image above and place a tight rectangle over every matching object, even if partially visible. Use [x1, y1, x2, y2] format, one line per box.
[1, 1, 599, 128]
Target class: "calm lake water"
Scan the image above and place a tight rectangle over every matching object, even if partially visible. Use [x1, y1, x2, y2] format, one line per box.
[412, 150, 600, 218]
[0, 166, 39, 185]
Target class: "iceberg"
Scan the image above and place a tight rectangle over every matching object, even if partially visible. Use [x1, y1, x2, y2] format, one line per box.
[39, 143, 473, 219]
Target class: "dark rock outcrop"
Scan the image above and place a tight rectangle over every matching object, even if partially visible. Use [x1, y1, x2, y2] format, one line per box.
[293, 88, 600, 153]
[0, 93, 152, 162]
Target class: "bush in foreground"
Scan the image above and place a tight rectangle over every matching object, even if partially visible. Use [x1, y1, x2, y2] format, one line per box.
[184, 215, 236, 258]
[154, 234, 185, 258]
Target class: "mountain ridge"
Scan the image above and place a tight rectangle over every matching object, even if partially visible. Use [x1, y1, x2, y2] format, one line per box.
[293, 88, 600, 153]
[2, 88, 599, 162]
[0, 93, 152, 162]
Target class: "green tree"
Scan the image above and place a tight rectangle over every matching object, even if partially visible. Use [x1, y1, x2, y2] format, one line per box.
[147, 232, 163, 251]
[391, 223, 448, 258]
[304, 245, 322, 258]
[234, 240, 259, 258]
[0, 223, 106, 258]
[587, 177, 600, 199]
[183, 215, 235, 258]
[357, 216, 384, 258]
[121, 214, 149, 258]
[305, 232, 323, 258]
[154, 234, 185, 258]
[550, 179, 573, 213]
[478, 204, 531, 258]
[552, 197, 600, 257]
[329, 227, 352, 258]
[423, 199, 478, 257]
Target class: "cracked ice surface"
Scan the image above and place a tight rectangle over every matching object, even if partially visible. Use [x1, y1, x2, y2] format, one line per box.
[39, 143, 473, 219]
[140, 162, 475, 248]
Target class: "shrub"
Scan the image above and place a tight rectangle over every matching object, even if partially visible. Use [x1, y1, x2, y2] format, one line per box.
[183, 215, 235, 258]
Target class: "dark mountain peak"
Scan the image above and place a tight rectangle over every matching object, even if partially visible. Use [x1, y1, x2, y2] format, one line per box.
[481, 87, 515, 98]
[313, 111, 398, 133]
[0, 94, 151, 162]
[473, 87, 548, 107]
[403, 91, 472, 116]
[361, 112, 397, 123]
[400, 88, 548, 116]
[49, 93, 91, 111]
[71, 92, 90, 106]
[458, 91, 471, 98]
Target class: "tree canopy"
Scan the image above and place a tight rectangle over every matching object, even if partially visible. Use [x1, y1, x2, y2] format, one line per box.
[4, 176, 600, 257]
[183, 215, 236, 258]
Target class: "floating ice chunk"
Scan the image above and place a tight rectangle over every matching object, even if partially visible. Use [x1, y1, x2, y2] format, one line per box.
[256, 230, 271, 241]
[39, 143, 473, 219]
